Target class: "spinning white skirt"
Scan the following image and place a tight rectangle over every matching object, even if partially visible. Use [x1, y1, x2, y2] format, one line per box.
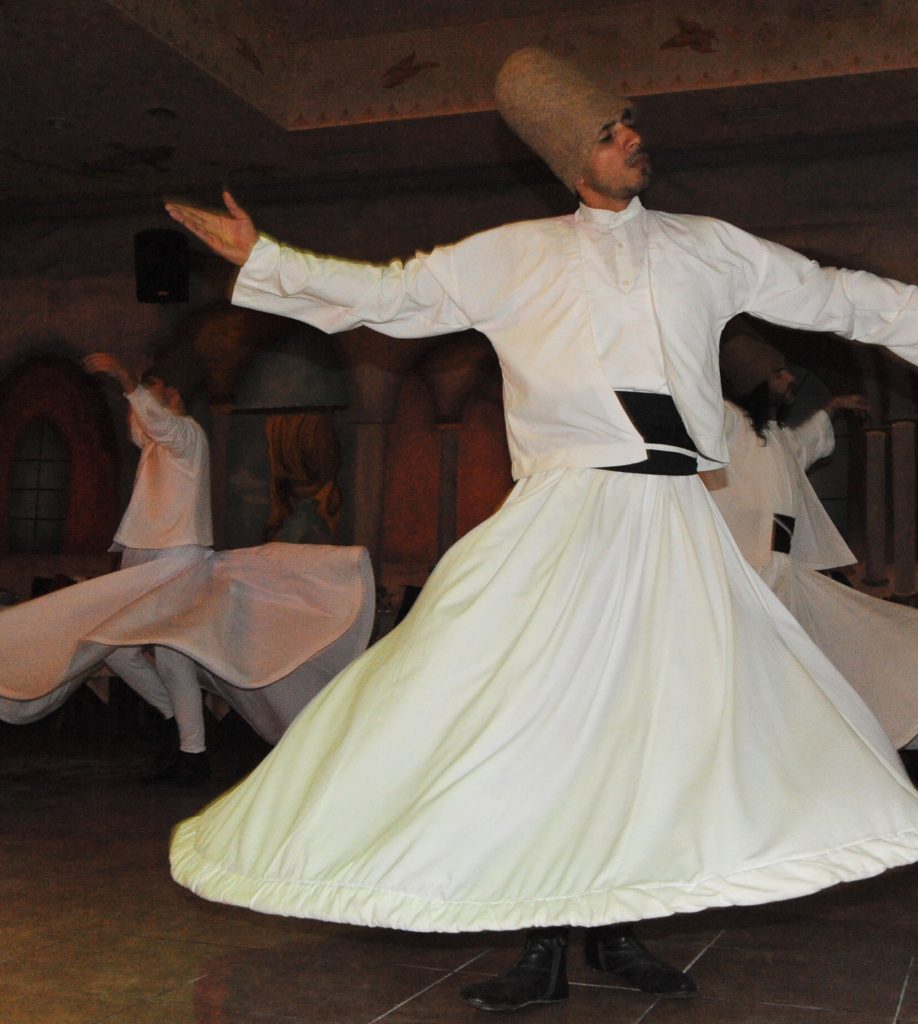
[171, 469, 918, 931]
[0, 543, 375, 745]
[761, 556, 918, 749]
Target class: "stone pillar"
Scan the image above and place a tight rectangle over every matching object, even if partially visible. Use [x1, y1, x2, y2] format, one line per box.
[436, 423, 461, 557]
[891, 420, 916, 599]
[348, 421, 389, 569]
[862, 428, 888, 586]
[418, 335, 493, 559]
[208, 402, 233, 550]
[335, 327, 422, 576]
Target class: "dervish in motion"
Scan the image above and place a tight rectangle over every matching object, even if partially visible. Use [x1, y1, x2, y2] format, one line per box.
[85, 352, 214, 786]
[163, 47, 918, 1013]
[707, 330, 918, 778]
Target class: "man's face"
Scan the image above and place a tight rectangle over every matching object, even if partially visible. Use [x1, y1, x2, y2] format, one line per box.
[145, 376, 186, 415]
[575, 113, 651, 211]
[768, 366, 797, 408]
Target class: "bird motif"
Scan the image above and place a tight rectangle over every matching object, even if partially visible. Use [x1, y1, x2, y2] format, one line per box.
[382, 52, 440, 89]
[660, 18, 718, 53]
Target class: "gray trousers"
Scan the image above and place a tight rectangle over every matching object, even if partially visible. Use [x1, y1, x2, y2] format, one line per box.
[104, 545, 208, 753]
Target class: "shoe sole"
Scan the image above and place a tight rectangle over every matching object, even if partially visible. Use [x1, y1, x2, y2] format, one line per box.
[585, 961, 696, 999]
[460, 995, 568, 1012]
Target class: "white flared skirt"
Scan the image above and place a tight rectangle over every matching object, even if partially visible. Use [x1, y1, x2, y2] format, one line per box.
[0, 544, 375, 745]
[761, 555, 918, 749]
[170, 469, 918, 931]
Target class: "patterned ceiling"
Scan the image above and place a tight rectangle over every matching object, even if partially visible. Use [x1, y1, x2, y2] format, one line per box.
[3, 0, 916, 215]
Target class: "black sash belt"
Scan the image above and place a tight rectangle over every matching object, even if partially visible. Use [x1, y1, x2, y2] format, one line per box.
[771, 513, 796, 554]
[598, 392, 699, 477]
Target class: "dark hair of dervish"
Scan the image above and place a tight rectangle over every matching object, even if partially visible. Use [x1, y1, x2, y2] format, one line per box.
[141, 362, 189, 402]
[729, 380, 789, 441]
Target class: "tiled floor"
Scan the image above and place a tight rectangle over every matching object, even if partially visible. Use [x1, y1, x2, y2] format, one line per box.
[2, 704, 917, 1024]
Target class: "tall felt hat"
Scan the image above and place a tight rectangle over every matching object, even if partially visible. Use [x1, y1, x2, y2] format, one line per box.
[720, 333, 785, 398]
[495, 47, 632, 192]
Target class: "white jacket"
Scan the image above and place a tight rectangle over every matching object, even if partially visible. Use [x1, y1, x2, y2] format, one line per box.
[233, 201, 917, 480]
[113, 386, 213, 550]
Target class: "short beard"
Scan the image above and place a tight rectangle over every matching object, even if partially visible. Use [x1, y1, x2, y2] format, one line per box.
[577, 162, 650, 203]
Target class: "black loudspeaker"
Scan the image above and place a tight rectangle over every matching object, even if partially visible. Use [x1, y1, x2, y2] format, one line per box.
[134, 228, 189, 303]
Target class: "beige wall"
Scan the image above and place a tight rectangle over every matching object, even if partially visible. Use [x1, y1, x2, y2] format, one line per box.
[0, 139, 915, 595]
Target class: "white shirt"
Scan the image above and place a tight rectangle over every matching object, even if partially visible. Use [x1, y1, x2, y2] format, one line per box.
[233, 199, 918, 480]
[112, 386, 213, 550]
[705, 403, 855, 572]
[576, 199, 667, 394]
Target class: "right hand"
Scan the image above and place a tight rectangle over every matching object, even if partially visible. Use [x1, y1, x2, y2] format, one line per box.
[83, 353, 137, 393]
[165, 190, 258, 266]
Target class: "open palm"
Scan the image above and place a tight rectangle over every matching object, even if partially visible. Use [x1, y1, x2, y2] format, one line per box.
[165, 190, 258, 266]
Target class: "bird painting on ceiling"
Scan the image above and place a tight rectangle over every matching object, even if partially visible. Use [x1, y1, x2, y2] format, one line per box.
[235, 35, 264, 73]
[382, 52, 440, 89]
[660, 18, 719, 53]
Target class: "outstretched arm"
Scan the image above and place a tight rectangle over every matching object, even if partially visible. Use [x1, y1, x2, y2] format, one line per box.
[790, 394, 869, 470]
[83, 352, 138, 393]
[170, 191, 472, 338]
[824, 393, 869, 418]
[165, 190, 258, 266]
[738, 227, 918, 361]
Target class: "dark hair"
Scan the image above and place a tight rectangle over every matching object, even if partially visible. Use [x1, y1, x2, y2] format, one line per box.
[141, 365, 189, 403]
[141, 362, 169, 385]
[733, 381, 787, 441]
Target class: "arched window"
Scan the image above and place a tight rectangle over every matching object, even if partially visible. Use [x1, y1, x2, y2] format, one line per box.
[8, 419, 70, 553]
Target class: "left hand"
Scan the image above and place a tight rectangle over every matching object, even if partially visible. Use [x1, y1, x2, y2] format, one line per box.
[826, 393, 870, 417]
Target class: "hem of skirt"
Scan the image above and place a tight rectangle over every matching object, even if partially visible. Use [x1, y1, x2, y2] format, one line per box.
[170, 822, 918, 933]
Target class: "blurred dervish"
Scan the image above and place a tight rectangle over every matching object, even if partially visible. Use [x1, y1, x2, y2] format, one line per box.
[706, 330, 918, 782]
[163, 47, 918, 1013]
[0, 358, 374, 775]
[85, 352, 215, 786]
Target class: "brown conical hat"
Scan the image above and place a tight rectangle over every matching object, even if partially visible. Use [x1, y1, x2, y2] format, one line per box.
[495, 47, 632, 192]
[720, 333, 786, 398]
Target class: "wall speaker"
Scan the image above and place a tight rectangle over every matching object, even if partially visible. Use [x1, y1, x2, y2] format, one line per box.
[134, 228, 189, 303]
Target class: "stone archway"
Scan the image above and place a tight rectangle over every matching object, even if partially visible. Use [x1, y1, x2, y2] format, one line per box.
[0, 355, 119, 556]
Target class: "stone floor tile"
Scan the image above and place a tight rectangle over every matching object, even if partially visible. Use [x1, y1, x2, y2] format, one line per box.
[788, 867, 918, 934]
[686, 941, 909, 1017]
[13, 934, 235, 1004]
[714, 912, 916, 961]
[277, 924, 515, 971]
[644, 993, 896, 1022]
[384, 976, 656, 1023]
[152, 946, 457, 1023]
[96, 999, 313, 1024]
[5, 724, 917, 1024]
[896, 955, 917, 1021]
[0, 976, 132, 1024]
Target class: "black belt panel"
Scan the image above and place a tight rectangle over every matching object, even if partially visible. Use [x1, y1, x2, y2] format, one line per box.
[599, 392, 698, 476]
[771, 513, 795, 553]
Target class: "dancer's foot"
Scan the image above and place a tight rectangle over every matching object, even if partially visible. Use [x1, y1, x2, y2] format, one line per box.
[460, 928, 569, 1011]
[144, 750, 211, 788]
[148, 716, 180, 775]
[584, 924, 696, 998]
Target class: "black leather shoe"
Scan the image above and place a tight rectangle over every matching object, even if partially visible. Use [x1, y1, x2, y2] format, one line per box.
[144, 750, 211, 788]
[584, 924, 696, 998]
[460, 928, 569, 1012]
[148, 716, 180, 775]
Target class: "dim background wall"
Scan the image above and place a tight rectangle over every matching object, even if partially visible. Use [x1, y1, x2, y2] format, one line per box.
[0, 139, 914, 599]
